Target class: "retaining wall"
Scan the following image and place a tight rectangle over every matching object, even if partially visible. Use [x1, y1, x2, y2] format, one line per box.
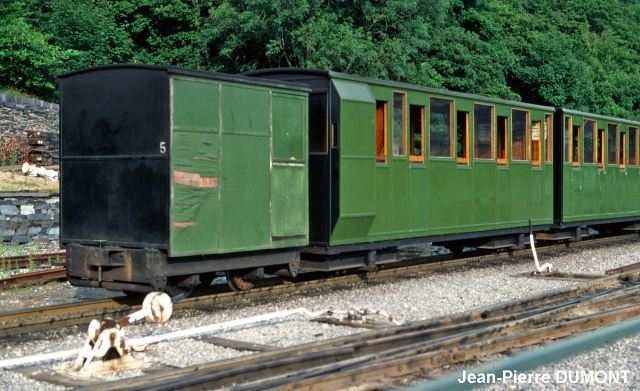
[0, 192, 60, 243]
[1, 95, 61, 244]
[0, 94, 59, 112]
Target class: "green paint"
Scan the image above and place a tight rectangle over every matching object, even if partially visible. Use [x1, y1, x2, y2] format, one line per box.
[169, 75, 308, 257]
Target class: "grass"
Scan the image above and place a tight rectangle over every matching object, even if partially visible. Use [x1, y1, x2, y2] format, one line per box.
[0, 238, 55, 279]
[0, 177, 59, 192]
[0, 87, 43, 100]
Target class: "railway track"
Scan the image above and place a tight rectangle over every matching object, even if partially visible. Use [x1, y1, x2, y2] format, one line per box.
[65, 268, 640, 390]
[0, 251, 65, 269]
[0, 233, 635, 338]
[0, 251, 66, 288]
[1, 234, 640, 390]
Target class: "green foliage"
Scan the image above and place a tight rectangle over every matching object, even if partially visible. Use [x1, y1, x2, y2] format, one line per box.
[0, 135, 29, 166]
[0, 0, 78, 100]
[3, 0, 640, 120]
[25, 0, 134, 71]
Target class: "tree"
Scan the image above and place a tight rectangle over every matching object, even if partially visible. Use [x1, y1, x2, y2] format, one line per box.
[25, 0, 134, 72]
[0, 0, 77, 100]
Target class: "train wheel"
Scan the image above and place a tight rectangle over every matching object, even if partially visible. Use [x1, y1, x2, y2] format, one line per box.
[226, 270, 255, 291]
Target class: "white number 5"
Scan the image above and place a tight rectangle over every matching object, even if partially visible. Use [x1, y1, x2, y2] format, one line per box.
[160, 142, 166, 154]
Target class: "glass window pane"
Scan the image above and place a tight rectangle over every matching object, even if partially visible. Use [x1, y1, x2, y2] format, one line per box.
[630, 127, 638, 166]
[573, 126, 580, 165]
[393, 93, 406, 156]
[583, 120, 595, 164]
[532, 121, 541, 166]
[545, 114, 553, 162]
[410, 105, 424, 162]
[430, 98, 453, 157]
[512, 110, 529, 161]
[376, 101, 387, 162]
[564, 116, 571, 163]
[457, 111, 469, 164]
[474, 104, 494, 159]
[608, 124, 618, 164]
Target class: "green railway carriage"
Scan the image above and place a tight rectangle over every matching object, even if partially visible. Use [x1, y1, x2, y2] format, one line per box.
[60, 64, 640, 295]
[246, 69, 556, 267]
[554, 108, 640, 232]
[59, 65, 309, 293]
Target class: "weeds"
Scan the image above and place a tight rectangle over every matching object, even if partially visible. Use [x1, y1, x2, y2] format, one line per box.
[0, 135, 29, 166]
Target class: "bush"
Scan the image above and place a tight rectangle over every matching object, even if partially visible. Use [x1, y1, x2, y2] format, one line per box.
[0, 135, 29, 166]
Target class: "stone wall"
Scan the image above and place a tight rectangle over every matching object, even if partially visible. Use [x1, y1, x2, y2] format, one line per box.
[0, 94, 59, 139]
[0, 94, 59, 112]
[0, 193, 60, 243]
[1, 95, 61, 244]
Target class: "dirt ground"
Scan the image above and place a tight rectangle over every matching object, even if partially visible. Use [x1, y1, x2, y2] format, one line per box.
[0, 167, 59, 192]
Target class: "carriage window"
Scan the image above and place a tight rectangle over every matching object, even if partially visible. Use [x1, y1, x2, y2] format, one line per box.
[545, 114, 553, 162]
[410, 105, 425, 163]
[532, 121, 541, 166]
[583, 120, 596, 164]
[572, 126, 580, 167]
[608, 124, 618, 165]
[597, 128, 605, 168]
[457, 111, 469, 165]
[564, 116, 572, 163]
[497, 116, 508, 165]
[376, 101, 387, 163]
[309, 93, 328, 154]
[629, 127, 638, 166]
[512, 110, 529, 161]
[393, 92, 406, 156]
[620, 132, 627, 170]
[430, 98, 454, 157]
[474, 104, 494, 160]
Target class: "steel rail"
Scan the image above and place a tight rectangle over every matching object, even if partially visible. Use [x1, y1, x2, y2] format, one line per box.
[0, 233, 637, 338]
[71, 271, 640, 391]
[0, 267, 66, 288]
[0, 251, 66, 269]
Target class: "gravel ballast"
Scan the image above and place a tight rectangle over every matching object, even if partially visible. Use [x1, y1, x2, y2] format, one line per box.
[1, 238, 640, 390]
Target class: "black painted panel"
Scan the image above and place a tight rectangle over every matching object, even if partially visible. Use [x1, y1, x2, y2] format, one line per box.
[59, 68, 169, 247]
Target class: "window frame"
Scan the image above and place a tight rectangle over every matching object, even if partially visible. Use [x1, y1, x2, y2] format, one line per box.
[583, 119, 596, 165]
[532, 120, 542, 167]
[597, 128, 605, 169]
[511, 109, 530, 162]
[409, 104, 425, 163]
[375, 101, 388, 163]
[429, 97, 455, 158]
[564, 116, 572, 163]
[544, 114, 553, 163]
[392, 92, 407, 157]
[456, 111, 470, 165]
[607, 123, 619, 166]
[572, 125, 581, 168]
[629, 126, 638, 166]
[497, 116, 508, 166]
[473, 103, 495, 161]
[620, 131, 627, 170]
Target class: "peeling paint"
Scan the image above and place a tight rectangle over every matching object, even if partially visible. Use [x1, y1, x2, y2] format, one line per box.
[173, 170, 219, 188]
[173, 221, 195, 228]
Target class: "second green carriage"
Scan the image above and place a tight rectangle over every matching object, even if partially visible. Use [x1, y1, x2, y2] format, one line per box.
[246, 69, 557, 267]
